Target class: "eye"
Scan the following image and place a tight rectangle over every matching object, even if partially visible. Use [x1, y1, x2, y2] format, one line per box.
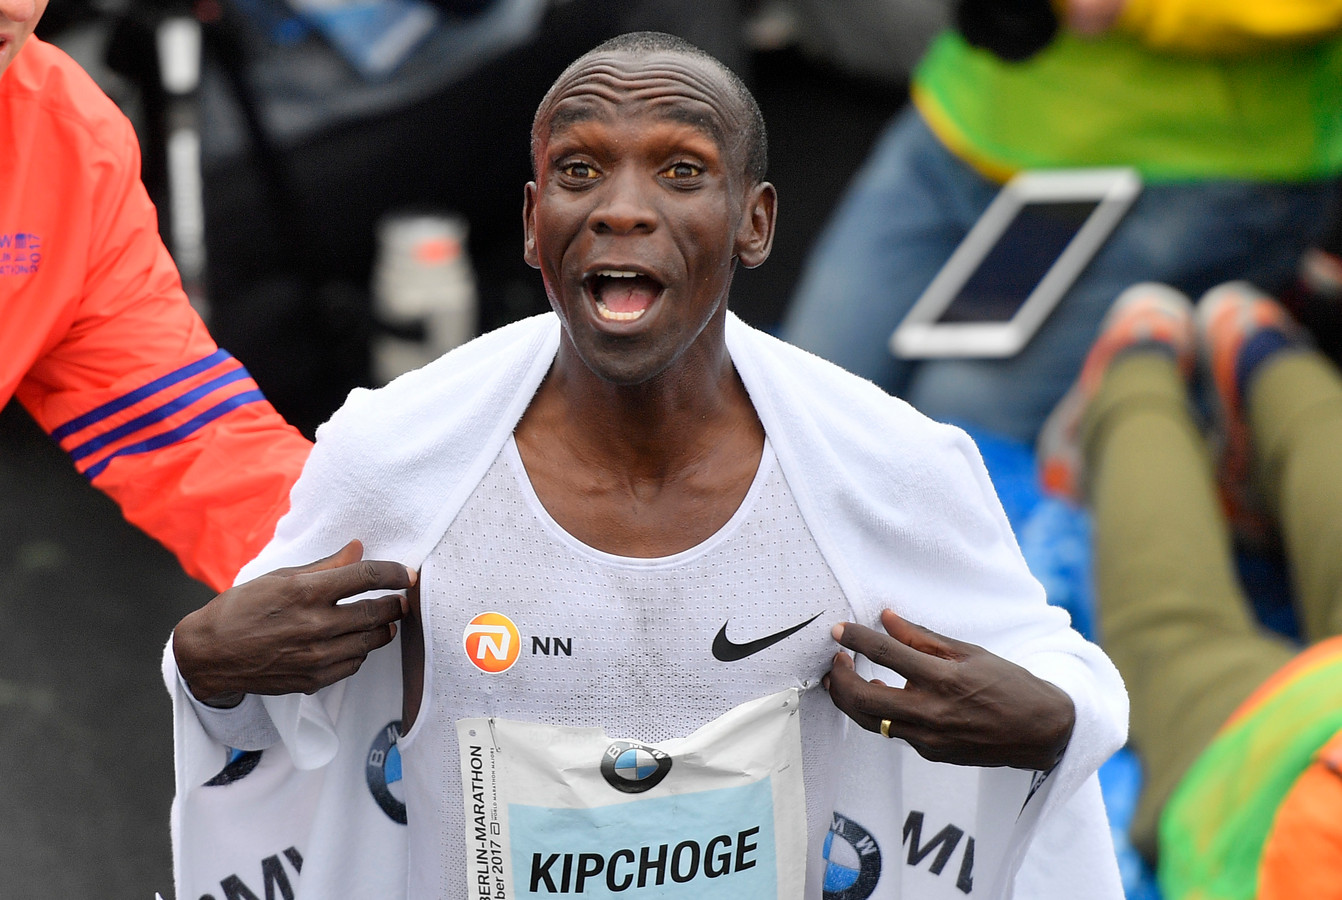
[662, 161, 703, 180]
[559, 161, 599, 179]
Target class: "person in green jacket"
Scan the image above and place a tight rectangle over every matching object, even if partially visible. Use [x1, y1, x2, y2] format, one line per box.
[781, 0, 1342, 444]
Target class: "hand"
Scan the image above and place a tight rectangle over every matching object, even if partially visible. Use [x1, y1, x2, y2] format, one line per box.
[173, 540, 416, 707]
[1064, 0, 1126, 36]
[824, 609, 1075, 771]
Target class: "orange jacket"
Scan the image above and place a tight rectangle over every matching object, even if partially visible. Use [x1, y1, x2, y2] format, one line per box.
[1160, 637, 1342, 899]
[2, 37, 311, 591]
[1258, 729, 1342, 900]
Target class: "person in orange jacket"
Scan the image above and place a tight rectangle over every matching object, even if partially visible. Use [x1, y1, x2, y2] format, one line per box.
[2, 0, 413, 704]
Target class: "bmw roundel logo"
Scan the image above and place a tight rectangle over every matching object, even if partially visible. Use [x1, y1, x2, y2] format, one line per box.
[823, 813, 882, 899]
[599, 741, 672, 794]
[204, 748, 263, 787]
[366, 721, 406, 824]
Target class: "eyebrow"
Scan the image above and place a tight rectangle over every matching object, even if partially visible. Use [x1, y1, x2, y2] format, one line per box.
[545, 99, 728, 148]
[655, 104, 727, 146]
[545, 104, 598, 138]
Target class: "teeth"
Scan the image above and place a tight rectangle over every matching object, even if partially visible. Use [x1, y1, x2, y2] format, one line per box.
[595, 269, 641, 278]
[596, 301, 647, 322]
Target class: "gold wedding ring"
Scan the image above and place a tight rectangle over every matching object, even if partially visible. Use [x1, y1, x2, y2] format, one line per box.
[880, 718, 893, 739]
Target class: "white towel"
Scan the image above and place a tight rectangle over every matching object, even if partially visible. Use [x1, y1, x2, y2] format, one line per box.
[166, 311, 1127, 899]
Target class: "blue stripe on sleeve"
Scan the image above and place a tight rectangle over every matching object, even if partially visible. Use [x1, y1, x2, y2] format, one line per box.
[67, 367, 254, 462]
[50, 349, 234, 441]
[82, 390, 267, 481]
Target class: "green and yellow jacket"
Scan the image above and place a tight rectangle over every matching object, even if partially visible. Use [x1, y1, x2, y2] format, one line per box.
[913, 0, 1342, 183]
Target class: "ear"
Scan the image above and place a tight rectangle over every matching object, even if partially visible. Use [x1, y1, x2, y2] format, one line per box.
[734, 181, 777, 270]
[523, 181, 540, 269]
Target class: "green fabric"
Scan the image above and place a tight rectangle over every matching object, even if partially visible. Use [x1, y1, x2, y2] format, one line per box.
[914, 29, 1342, 182]
[1157, 646, 1342, 900]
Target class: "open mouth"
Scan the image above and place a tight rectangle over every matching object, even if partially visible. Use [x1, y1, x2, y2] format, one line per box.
[586, 269, 664, 323]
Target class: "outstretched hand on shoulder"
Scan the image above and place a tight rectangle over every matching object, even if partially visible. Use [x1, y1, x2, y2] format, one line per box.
[824, 609, 1075, 771]
[173, 540, 416, 707]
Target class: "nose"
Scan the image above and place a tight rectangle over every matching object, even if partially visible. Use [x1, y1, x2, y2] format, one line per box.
[0, 0, 37, 23]
[590, 168, 657, 235]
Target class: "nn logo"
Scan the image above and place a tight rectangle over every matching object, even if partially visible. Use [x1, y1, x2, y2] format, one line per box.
[903, 811, 974, 894]
[532, 635, 571, 656]
[463, 611, 575, 672]
[198, 846, 302, 900]
[463, 612, 522, 673]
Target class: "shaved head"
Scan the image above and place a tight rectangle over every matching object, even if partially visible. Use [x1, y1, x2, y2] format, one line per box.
[532, 31, 768, 185]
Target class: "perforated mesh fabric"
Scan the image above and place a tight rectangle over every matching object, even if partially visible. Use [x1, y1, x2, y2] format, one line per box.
[399, 437, 855, 897]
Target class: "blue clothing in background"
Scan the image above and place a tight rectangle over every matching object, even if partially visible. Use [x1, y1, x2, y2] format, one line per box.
[972, 428, 1159, 899]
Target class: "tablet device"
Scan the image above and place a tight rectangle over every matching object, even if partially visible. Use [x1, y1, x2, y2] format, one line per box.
[889, 168, 1141, 359]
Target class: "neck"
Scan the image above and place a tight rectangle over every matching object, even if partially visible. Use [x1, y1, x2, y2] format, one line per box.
[513, 317, 765, 557]
[537, 332, 754, 477]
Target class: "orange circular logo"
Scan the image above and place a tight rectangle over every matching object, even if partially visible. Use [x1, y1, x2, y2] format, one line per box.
[462, 612, 521, 674]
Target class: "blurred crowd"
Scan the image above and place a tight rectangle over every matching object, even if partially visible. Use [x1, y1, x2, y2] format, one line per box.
[17, 0, 1342, 897]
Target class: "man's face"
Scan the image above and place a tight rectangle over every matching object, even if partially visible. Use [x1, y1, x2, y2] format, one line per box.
[524, 50, 774, 386]
[0, 0, 48, 80]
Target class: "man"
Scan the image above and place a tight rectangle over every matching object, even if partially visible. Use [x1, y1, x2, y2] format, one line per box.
[171, 33, 1126, 899]
[2, 0, 412, 697]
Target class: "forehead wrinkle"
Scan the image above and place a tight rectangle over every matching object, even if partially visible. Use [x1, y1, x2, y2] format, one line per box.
[540, 55, 743, 132]
[554, 54, 733, 103]
[545, 100, 726, 153]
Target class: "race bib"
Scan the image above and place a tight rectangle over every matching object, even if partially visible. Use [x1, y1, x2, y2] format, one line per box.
[456, 689, 807, 899]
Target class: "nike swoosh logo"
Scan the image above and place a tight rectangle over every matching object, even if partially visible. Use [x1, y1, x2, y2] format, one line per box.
[712, 612, 825, 662]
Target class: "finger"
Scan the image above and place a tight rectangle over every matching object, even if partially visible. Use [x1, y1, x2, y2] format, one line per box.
[268, 539, 364, 578]
[298, 622, 399, 682]
[299, 654, 375, 695]
[824, 650, 860, 694]
[296, 559, 417, 608]
[820, 648, 852, 692]
[825, 651, 909, 736]
[332, 619, 399, 659]
[832, 621, 944, 681]
[328, 594, 407, 636]
[248, 630, 390, 696]
[879, 610, 963, 661]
